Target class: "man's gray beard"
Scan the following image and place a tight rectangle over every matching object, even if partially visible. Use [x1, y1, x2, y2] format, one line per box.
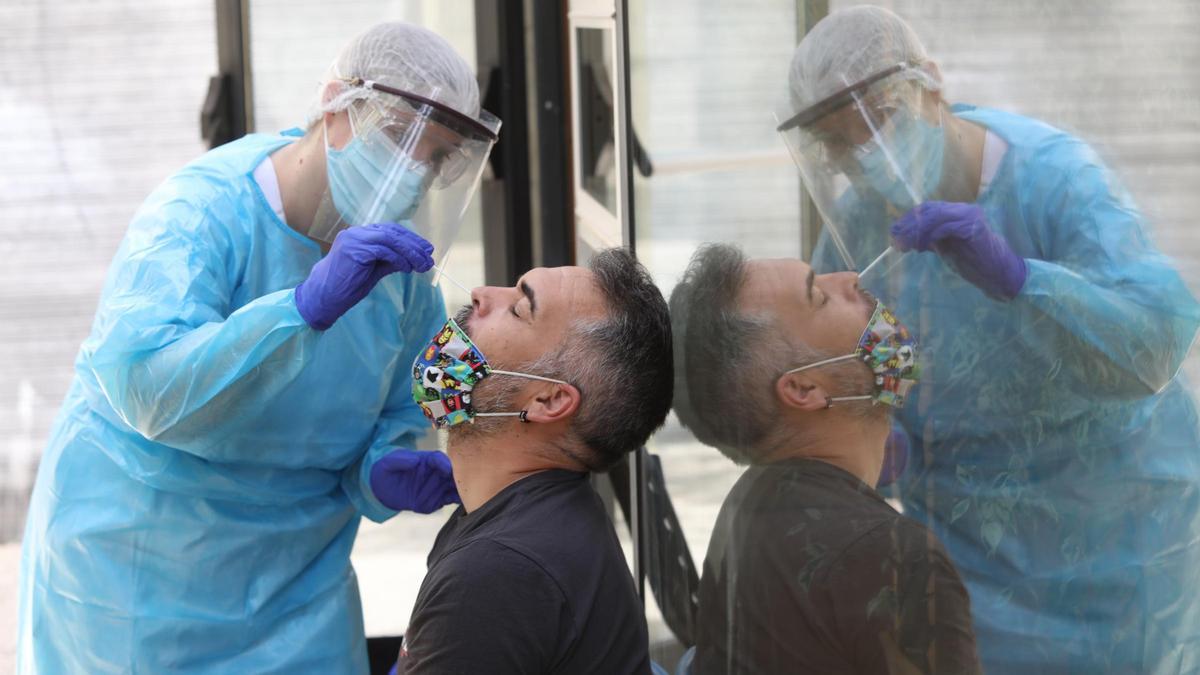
[448, 303, 552, 442]
[448, 371, 528, 441]
[819, 356, 889, 422]
[453, 303, 473, 331]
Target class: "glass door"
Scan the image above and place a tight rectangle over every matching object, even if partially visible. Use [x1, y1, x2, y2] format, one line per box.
[568, 0, 636, 265]
[622, 0, 811, 670]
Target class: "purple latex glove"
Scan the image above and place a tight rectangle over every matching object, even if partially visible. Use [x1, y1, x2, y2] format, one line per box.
[368, 449, 461, 514]
[890, 201, 1028, 301]
[295, 223, 434, 331]
[878, 426, 910, 488]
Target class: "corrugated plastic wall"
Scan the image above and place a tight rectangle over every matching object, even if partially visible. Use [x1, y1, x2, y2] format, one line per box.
[0, 1, 217, 542]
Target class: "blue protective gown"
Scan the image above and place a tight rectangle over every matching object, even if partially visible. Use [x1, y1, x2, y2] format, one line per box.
[17, 130, 447, 674]
[815, 105, 1200, 674]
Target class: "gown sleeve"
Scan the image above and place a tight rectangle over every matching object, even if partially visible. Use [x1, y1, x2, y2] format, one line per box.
[340, 277, 448, 522]
[1012, 139, 1200, 396]
[81, 190, 325, 456]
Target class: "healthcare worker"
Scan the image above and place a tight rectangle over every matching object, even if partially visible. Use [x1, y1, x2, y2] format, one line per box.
[778, 6, 1200, 674]
[17, 22, 500, 674]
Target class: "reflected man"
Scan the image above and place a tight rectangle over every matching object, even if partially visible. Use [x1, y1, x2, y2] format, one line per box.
[779, 7, 1200, 672]
[671, 243, 982, 675]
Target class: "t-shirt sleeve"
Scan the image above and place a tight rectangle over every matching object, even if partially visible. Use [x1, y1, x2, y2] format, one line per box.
[828, 520, 983, 675]
[398, 541, 571, 675]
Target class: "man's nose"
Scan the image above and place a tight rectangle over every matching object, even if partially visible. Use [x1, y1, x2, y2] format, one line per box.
[470, 287, 490, 316]
[469, 286, 511, 317]
[822, 271, 862, 300]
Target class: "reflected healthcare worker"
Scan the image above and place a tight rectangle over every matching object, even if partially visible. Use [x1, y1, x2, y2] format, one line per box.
[18, 22, 501, 674]
[777, 6, 1200, 674]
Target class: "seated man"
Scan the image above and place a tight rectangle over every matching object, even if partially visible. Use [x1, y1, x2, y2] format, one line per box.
[670, 244, 981, 675]
[396, 248, 672, 675]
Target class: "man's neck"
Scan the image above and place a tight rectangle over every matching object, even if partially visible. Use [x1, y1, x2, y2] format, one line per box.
[447, 434, 571, 513]
[767, 414, 890, 488]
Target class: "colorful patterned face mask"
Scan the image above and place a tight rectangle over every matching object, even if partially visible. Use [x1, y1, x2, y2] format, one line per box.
[785, 301, 920, 408]
[411, 318, 568, 428]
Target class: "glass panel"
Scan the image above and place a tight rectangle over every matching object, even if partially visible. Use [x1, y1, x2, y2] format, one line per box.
[626, 0, 802, 670]
[576, 26, 619, 215]
[636, 1, 1200, 674]
[247, 0, 480, 639]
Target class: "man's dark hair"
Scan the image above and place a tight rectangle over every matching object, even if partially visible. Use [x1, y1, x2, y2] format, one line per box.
[543, 248, 673, 471]
[669, 244, 828, 463]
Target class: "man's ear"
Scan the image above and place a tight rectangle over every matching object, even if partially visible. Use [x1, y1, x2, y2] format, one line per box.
[776, 371, 830, 412]
[522, 382, 581, 424]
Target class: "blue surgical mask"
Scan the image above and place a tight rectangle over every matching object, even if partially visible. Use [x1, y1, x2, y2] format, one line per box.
[856, 109, 944, 210]
[326, 124, 429, 226]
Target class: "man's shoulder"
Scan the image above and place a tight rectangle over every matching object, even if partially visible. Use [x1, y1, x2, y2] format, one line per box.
[731, 463, 903, 552]
[474, 471, 615, 557]
[402, 539, 571, 673]
[434, 537, 559, 586]
[429, 471, 633, 602]
[834, 511, 958, 575]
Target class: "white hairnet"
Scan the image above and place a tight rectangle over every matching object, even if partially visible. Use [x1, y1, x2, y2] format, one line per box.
[314, 22, 481, 124]
[788, 6, 940, 114]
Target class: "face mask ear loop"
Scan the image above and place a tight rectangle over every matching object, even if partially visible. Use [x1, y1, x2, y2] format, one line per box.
[787, 353, 873, 409]
[785, 353, 858, 375]
[471, 373, 568, 422]
[324, 104, 362, 153]
[472, 410, 531, 422]
[489, 370, 569, 386]
[825, 394, 874, 409]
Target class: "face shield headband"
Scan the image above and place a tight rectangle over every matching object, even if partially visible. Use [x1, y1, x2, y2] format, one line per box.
[775, 62, 943, 275]
[347, 77, 499, 143]
[312, 77, 502, 253]
[777, 62, 910, 133]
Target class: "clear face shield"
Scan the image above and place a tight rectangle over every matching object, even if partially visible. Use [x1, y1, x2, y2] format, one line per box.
[312, 78, 502, 262]
[776, 64, 944, 282]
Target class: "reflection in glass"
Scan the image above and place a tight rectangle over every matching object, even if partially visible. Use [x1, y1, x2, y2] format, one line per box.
[576, 27, 618, 214]
[773, 5, 1200, 674]
[620, 0, 1200, 671]
[625, 0, 805, 668]
[670, 244, 983, 674]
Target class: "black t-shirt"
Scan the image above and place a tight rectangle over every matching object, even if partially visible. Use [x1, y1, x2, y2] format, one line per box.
[397, 469, 651, 675]
[694, 459, 982, 675]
